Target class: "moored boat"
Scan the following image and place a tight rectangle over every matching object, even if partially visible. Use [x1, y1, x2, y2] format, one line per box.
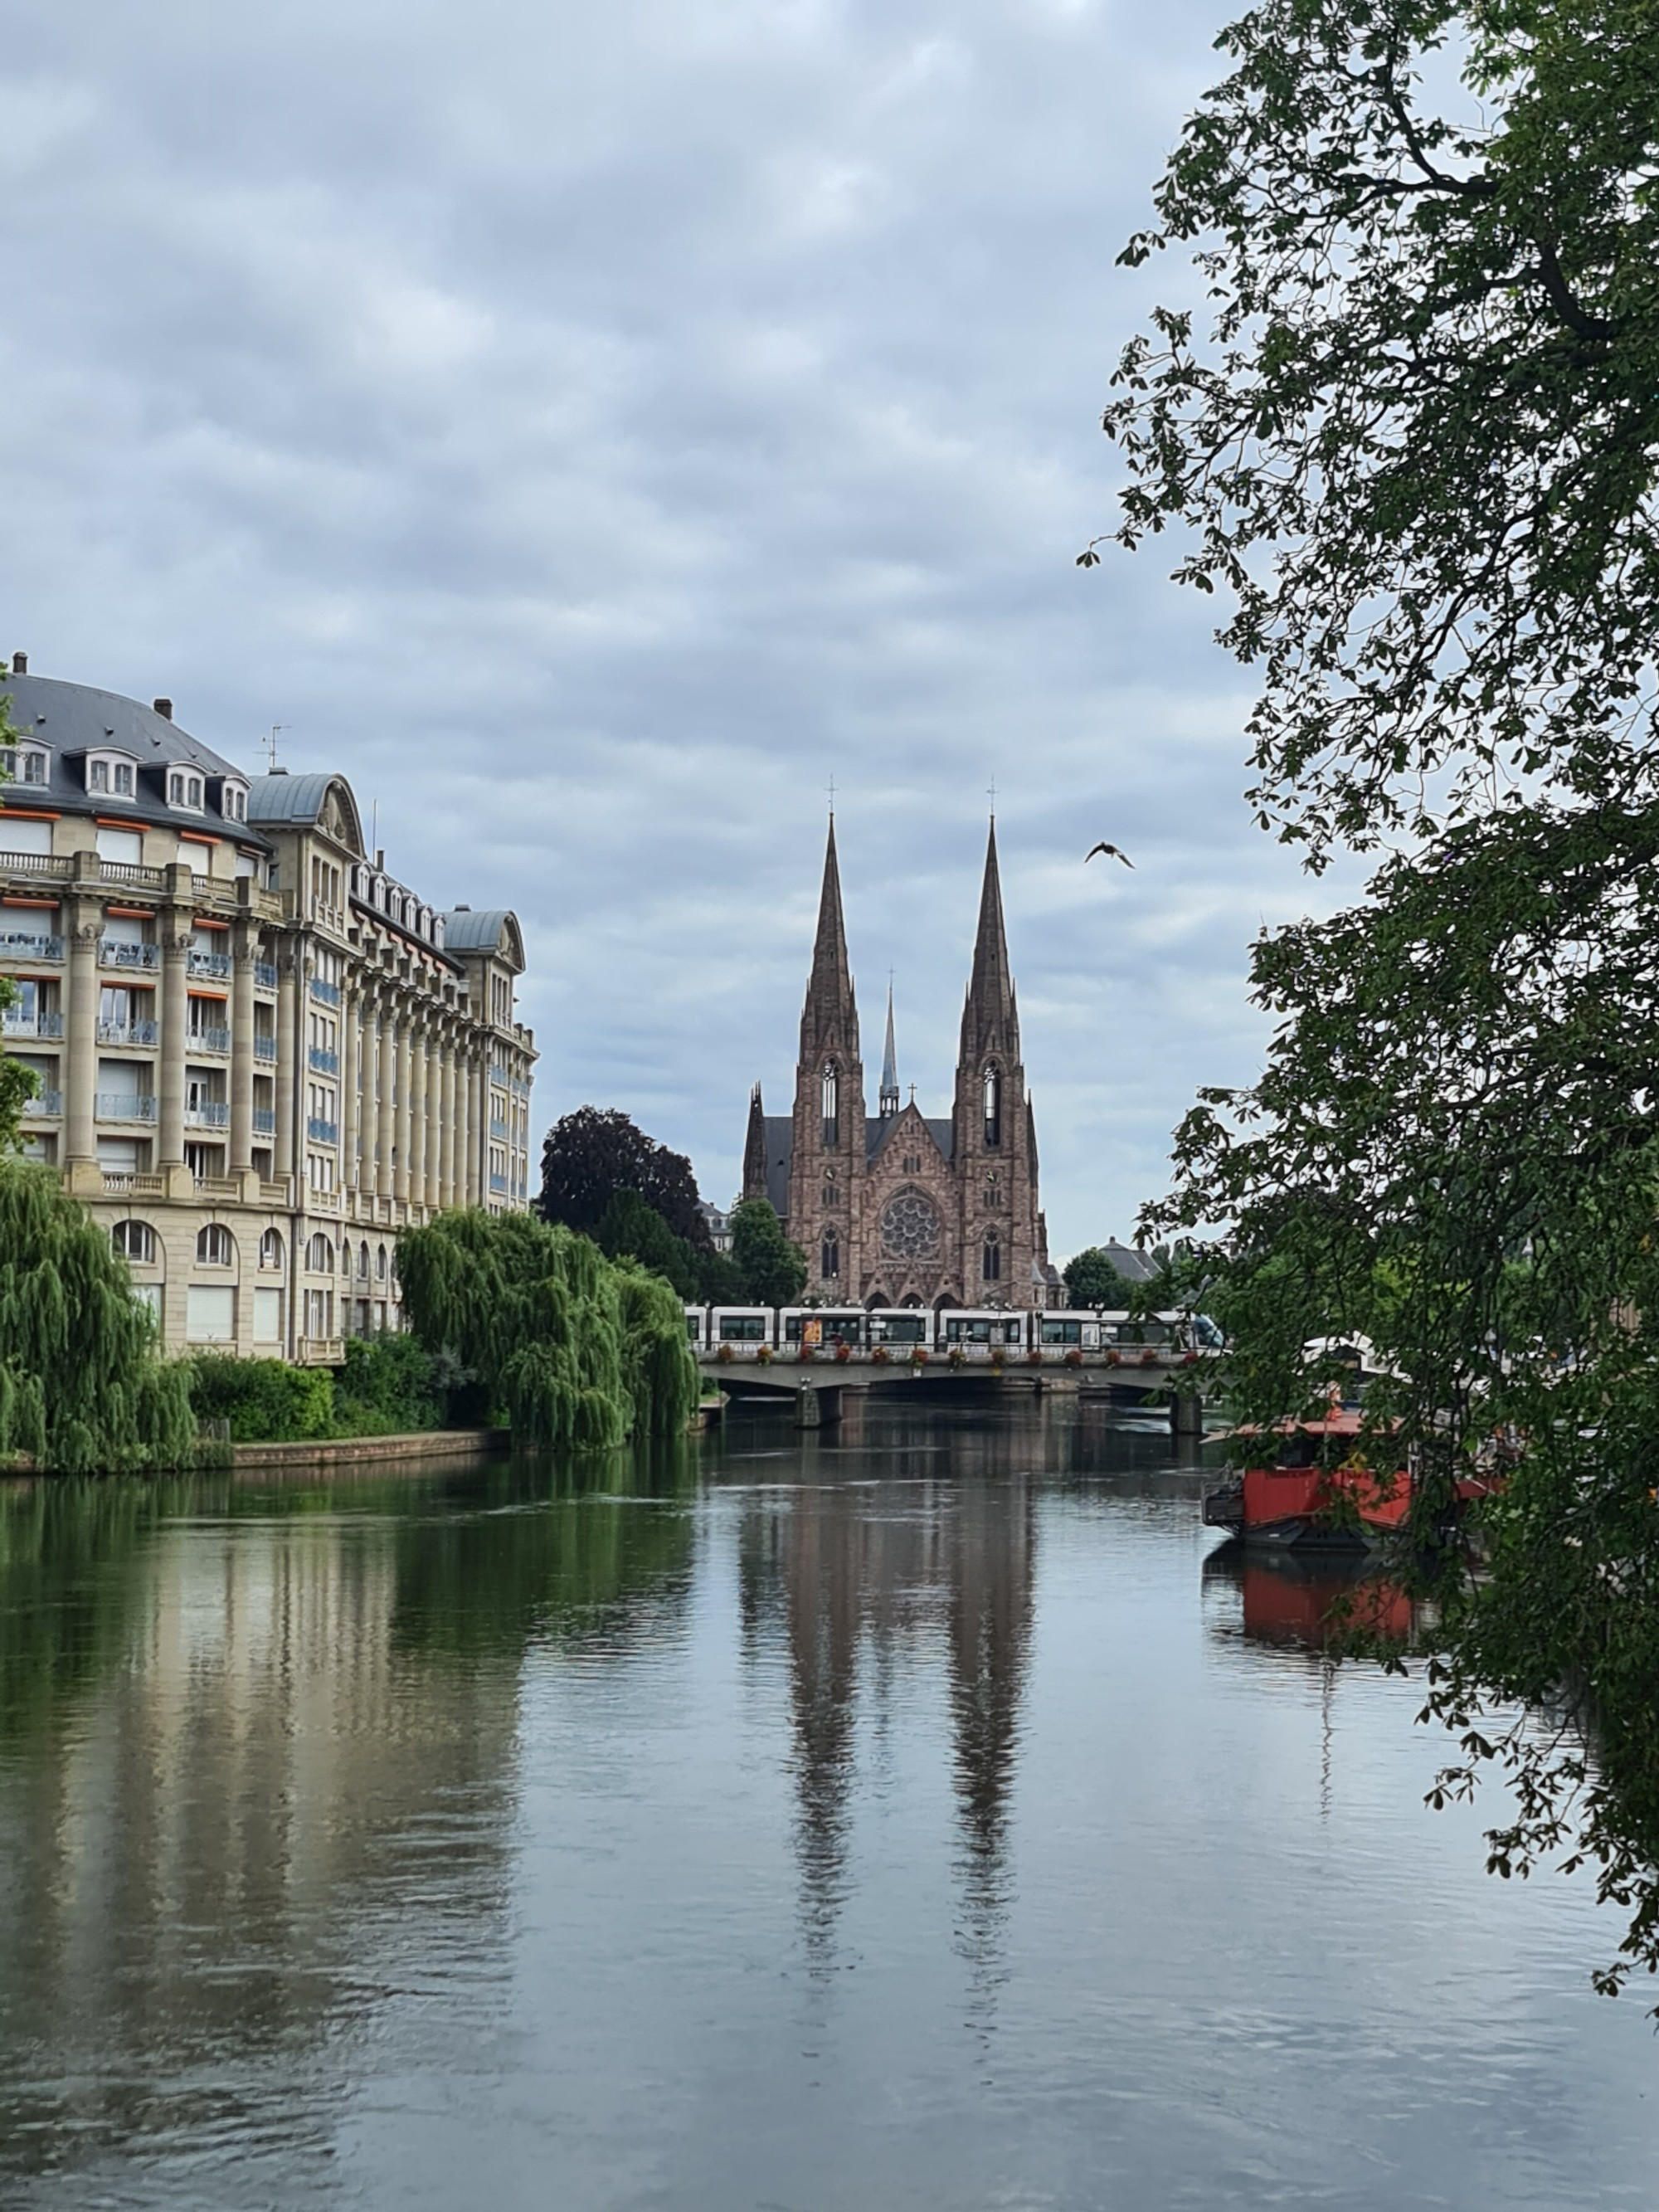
[1202, 1406, 1411, 1549]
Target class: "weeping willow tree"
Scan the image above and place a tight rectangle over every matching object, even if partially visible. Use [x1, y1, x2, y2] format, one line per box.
[397, 1209, 698, 1449]
[0, 1161, 197, 1474]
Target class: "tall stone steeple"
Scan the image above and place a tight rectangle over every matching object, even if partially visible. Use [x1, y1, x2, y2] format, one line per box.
[789, 817, 867, 1292]
[959, 819, 1019, 1069]
[879, 982, 899, 1117]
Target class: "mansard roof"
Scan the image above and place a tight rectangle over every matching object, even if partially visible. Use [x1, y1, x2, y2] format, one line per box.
[248, 770, 364, 852]
[441, 907, 526, 968]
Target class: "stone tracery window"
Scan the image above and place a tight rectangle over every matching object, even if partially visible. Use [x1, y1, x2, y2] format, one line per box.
[820, 1061, 839, 1147]
[820, 1230, 839, 1279]
[880, 1189, 941, 1264]
[982, 1065, 1001, 1148]
[981, 1230, 1001, 1282]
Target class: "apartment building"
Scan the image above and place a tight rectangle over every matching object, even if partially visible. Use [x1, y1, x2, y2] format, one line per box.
[1, 659, 536, 1361]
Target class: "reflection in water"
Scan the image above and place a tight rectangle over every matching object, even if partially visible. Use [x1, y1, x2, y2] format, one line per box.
[726, 1409, 1034, 1999]
[0, 1452, 696, 2185]
[1202, 1538, 1417, 1655]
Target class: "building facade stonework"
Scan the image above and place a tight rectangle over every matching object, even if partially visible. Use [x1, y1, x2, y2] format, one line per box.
[1, 662, 534, 1361]
[743, 821, 1058, 1310]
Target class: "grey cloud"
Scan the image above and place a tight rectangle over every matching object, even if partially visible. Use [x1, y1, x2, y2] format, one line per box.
[2, 0, 1335, 1251]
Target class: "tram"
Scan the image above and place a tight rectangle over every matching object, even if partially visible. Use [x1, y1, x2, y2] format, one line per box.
[682, 1306, 1219, 1355]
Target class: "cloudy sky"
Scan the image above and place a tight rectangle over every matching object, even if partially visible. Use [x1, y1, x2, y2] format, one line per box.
[2, 0, 1335, 1255]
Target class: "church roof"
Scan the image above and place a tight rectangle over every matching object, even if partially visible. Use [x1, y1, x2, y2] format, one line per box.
[865, 1113, 954, 1165]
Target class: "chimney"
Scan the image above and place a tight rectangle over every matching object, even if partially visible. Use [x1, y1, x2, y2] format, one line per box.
[375, 848, 385, 869]
[153, 697, 173, 719]
[11, 650, 27, 675]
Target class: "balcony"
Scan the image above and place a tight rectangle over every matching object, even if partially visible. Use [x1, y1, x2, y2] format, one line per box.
[96, 1018, 159, 1046]
[100, 938, 158, 971]
[184, 1099, 231, 1128]
[308, 1117, 339, 1146]
[309, 977, 341, 1007]
[254, 961, 278, 991]
[0, 849, 71, 880]
[95, 1093, 157, 1122]
[253, 1033, 277, 1062]
[489, 1116, 509, 1140]
[187, 1026, 232, 1055]
[253, 1105, 277, 1135]
[3, 1008, 64, 1038]
[100, 859, 163, 889]
[3, 930, 64, 962]
[23, 1088, 63, 1118]
[187, 948, 233, 981]
[489, 1172, 509, 1194]
[309, 1045, 339, 1074]
[102, 1171, 166, 1196]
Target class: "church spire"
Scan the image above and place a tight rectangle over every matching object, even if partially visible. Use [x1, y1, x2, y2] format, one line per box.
[879, 982, 899, 1117]
[800, 815, 859, 1059]
[961, 818, 1018, 1064]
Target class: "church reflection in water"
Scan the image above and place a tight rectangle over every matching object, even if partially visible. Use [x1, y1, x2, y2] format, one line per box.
[727, 1407, 1037, 1984]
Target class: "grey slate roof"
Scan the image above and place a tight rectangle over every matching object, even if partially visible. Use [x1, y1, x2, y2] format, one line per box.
[0, 672, 271, 849]
[246, 772, 341, 827]
[440, 908, 517, 953]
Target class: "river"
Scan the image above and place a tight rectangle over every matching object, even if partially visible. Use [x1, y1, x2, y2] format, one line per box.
[0, 1396, 1652, 2210]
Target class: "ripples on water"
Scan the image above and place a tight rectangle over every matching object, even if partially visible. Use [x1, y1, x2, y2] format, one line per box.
[0, 1398, 1652, 2211]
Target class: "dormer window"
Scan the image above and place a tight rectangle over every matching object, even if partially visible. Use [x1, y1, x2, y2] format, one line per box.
[85, 750, 138, 801]
[219, 781, 248, 823]
[168, 772, 204, 811]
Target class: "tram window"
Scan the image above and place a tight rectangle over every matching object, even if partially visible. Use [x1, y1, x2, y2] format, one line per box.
[1041, 1319, 1082, 1346]
[871, 1314, 926, 1344]
[718, 1314, 767, 1342]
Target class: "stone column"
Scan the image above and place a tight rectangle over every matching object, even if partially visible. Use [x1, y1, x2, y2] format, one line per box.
[455, 1038, 472, 1205]
[438, 1035, 456, 1210]
[342, 983, 360, 1195]
[467, 1057, 484, 1204]
[158, 910, 190, 1170]
[408, 1016, 428, 1214]
[64, 898, 101, 1172]
[377, 1001, 397, 1205]
[230, 919, 255, 1173]
[275, 946, 298, 1178]
[393, 1008, 413, 1205]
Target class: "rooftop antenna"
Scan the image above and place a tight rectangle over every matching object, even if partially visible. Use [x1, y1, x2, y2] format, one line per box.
[987, 775, 997, 818]
[265, 725, 285, 772]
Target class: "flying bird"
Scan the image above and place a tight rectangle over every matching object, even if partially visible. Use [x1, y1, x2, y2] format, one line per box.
[1085, 841, 1134, 868]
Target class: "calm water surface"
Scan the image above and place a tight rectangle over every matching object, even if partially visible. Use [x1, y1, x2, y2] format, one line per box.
[0, 1398, 1653, 2210]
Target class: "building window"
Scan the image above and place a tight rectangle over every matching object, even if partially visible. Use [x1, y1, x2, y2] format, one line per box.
[196, 1224, 234, 1266]
[821, 1184, 836, 1209]
[89, 758, 109, 793]
[114, 763, 134, 796]
[981, 1232, 1001, 1283]
[376, 1243, 387, 1281]
[982, 1065, 1000, 1148]
[358, 1240, 370, 1280]
[820, 1231, 839, 1279]
[259, 1228, 285, 1271]
[111, 1220, 154, 1264]
[820, 1061, 839, 1147]
[306, 1233, 334, 1274]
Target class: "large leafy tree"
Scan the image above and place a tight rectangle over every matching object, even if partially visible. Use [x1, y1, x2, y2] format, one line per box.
[1062, 1246, 1141, 1308]
[1101, 0, 1659, 1993]
[729, 1197, 807, 1308]
[538, 1107, 712, 1251]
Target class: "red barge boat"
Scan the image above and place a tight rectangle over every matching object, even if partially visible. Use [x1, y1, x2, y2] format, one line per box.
[1202, 1406, 1413, 1550]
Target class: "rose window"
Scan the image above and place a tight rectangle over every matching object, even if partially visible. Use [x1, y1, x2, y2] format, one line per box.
[880, 1189, 941, 1263]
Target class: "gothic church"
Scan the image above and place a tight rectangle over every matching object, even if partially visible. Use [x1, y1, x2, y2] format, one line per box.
[742, 821, 1059, 1310]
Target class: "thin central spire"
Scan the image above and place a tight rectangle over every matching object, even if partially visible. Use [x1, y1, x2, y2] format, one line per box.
[880, 980, 899, 1115]
[961, 817, 1017, 1061]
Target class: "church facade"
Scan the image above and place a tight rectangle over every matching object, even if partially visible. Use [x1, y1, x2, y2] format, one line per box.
[742, 821, 1060, 1311]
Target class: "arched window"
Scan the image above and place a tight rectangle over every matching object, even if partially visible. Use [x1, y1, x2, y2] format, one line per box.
[306, 1233, 334, 1274]
[821, 1183, 836, 1209]
[820, 1231, 840, 1280]
[982, 1065, 1000, 1148]
[376, 1242, 388, 1281]
[196, 1224, 233, 1267]
[820, 1061, 839, 1147]
[981, 1230, 1001, 1283]
[341, 1239, 352, 1278]
[258, 1228, 285, 1272]
[358, 1240, 371, 1280]
[111, 1220, 154, 1264]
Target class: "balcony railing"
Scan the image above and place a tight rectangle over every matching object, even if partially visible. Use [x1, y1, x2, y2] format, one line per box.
[187, 1026, 232, 1055]
[0, 850, 72, 879]
[253, 1033, 277, 1062]
[254, 961, 279, 991]
[96, 1018, 159, 1045]
[100, 939, 158, 970]
[3, 931, 64, 962]
[185, 1100, 231, 1128]
[102, 1171, 166, 1196]
[100, 860, 164, 888]
[253, 1105, 277, 1135]
[309, 1045, 339, 1074]
[23, 1088, 62, 1117]
[489, 1172, 508, 1193]
[187, 949, 232, 980]
[309, 977, 341, 1006]
[308, 1116, 339, 1146]
[3, 1008, 64, 1038]
[489, 1116, 509, 1140]
[95, 1093, 158, 1122]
